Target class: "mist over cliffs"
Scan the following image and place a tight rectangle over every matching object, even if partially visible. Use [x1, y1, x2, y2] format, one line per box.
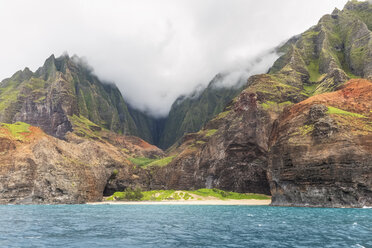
[0, 54, 146, 140]
[0, 0, 371, 207]
[130, 0, 372, 207]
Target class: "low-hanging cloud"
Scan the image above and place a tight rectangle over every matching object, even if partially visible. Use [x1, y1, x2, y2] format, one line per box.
[0, 0, 347, 117]
[211, 50, 280, 89]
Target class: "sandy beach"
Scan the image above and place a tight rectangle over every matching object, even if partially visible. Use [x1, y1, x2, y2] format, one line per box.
[87, 199, 271, 206]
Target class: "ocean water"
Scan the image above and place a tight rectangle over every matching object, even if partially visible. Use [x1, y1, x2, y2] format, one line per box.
[0, 205, 370, 248]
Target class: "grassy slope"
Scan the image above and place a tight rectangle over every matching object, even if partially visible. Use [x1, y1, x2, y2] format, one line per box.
[269, 2, 371, 98]
[0, 122, 31, 141]
[327, 106, 366, 118]
[106, 188, 271, 201]
[128, 155, 176, 168]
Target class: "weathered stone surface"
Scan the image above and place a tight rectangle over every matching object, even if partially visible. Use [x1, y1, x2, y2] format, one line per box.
[13, 72, 76, 139]
[1, 1, 372, 207]
[0, 54, 140, 139]
[150, 84, 277, 195]
[268, 79, 372, 207]
[0, 126, 162, 204]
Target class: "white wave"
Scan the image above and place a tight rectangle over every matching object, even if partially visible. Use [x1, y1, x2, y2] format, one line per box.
[355, 244, 366, 248]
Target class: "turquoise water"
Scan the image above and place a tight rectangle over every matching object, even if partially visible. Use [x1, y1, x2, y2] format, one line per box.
[0, 205, 370, 247]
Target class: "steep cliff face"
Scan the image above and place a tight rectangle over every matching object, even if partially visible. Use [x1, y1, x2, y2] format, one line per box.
[127, 73, 245, 149]
[273, 1, 372, 84]
[149, 72, 305, 194]
[146, 1, 372, 205]
[268, 79, 372, 207]
[0, 55, 139, 139]
[1, 1, 371, 206]
[157, 74, 244, 149]
[127, 105, 167, 146]
[0, 122, 162, 204]
[150, 89, 271, 194]
[0, 54, 249, 149]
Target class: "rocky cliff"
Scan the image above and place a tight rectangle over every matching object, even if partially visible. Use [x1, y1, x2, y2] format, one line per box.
[0, 1, 371, 207]
[139, 50, 278, 149]
[0, 53, 251, 149]
[268, 79, 372, 207]
[157, 74, 243, 149]
[0, 55, 140, 139]
[145, 1, 372, 207]
[0, 122, 162, 204]
[148, 73, 299, 194]
[149, 90, 271, 194]
[128, 73, 248, 149]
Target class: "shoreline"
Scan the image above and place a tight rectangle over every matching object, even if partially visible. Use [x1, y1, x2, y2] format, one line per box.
[87, 199, 271, 206]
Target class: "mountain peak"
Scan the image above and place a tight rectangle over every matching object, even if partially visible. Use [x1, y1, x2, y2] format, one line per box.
[344, 0, 371, 11]
[331, 7, 341, 16]
[44, 54, 56, 66]
[35, 53, 89, 80]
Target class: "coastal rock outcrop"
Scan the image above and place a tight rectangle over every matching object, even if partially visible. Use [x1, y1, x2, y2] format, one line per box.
[1, 1, 372, 207]
[268, 79, 372, 207]
[149, 74, 298, 194]
[0, 123, 162, 204]
[147, 1, 372, 207]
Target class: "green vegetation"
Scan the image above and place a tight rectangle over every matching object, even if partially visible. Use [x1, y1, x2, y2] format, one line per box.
[0, 81, 20, 112]
[255, 75, 303, 104]
[205, 129, 218, 137]
[142, 190, 194, 201]
[189, 188, 270, 200]
[346, 0, 372, 30]
[157, 83, 242, 149]
[261, 101, 292, 111]
[128, 157, 157, 167]
[128, 155, 176, 168]
[345, 70, 359, 79]
[145, 156, 176, 168]
[327, 106, 366, 118]
[106, 189, 191, 201]
[24, 78, 48, 91]
[106, 188, 143, 201]
[302, 30, 320, 38]
[106, 188, 270, 202]
[69, 115, 104, 140]
[350, 46, 367, 73]
[196, 128, 218, 139]
[297, 124, 314, 136]
[0, 122, 31, 140]
[213, 110, 231, 120]
[303, 83, 319, 96]
[301, 30, 320, 62]
[307, 59, 322, 82]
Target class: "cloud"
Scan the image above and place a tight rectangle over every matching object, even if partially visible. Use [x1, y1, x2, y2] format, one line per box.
[0, 0, 348, 117]
[211, 49, 280, 89]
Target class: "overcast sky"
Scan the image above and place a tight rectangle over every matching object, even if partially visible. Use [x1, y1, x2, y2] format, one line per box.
[0, 0, 348, 116]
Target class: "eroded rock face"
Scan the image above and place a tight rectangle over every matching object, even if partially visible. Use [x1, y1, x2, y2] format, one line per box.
[268, 79, 372, 207]
[13, 73, 76, 139]
[0, 127, 162, 204]
[0, 54, 141, 140]
[1, 2, 372, 207]
[150, 90, 273, 194]
[149, 1, 372, 205]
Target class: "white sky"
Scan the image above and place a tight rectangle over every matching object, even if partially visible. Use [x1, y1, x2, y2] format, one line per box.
[0, 0, 347, 116]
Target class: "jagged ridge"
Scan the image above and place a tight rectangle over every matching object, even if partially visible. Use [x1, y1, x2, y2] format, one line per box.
[144, 1, 372, 207]
[0, 54, 140, 139]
